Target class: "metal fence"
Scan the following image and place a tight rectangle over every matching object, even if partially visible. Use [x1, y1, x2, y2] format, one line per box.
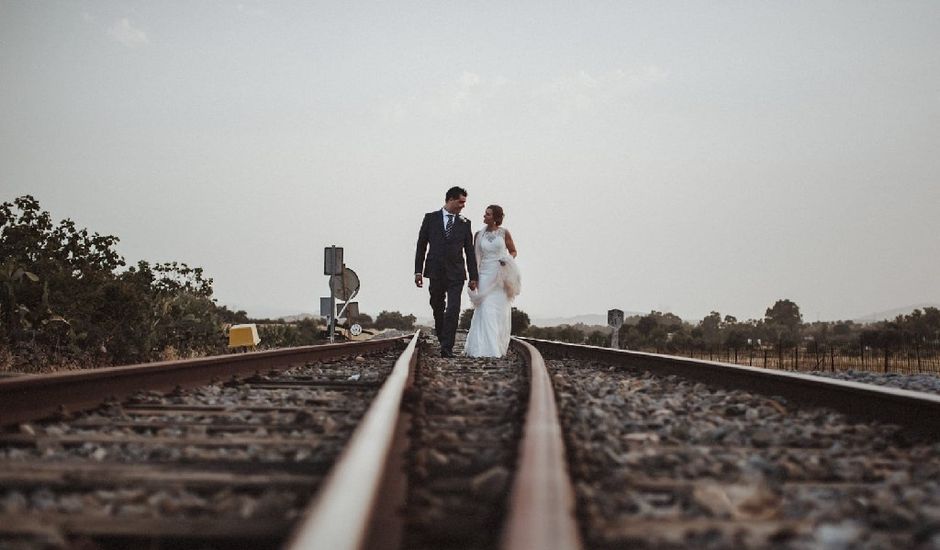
[657, 343, 940, 375]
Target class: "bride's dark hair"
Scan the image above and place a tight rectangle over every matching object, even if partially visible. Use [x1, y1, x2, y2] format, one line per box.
[487, 205, 505, 226]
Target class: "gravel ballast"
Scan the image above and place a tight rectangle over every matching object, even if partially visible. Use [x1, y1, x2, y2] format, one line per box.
[547, 359, 940, 549]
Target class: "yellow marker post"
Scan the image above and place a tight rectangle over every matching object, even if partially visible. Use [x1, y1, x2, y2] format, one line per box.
[228, 324, 260, 349]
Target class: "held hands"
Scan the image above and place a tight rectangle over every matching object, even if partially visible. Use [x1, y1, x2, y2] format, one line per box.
[415, 274, 477, 291]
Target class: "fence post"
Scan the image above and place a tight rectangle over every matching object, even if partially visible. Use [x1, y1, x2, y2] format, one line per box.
[884, 346, 889, 373]
[763, 349, 768, 369]
[830, 345, 835, 372]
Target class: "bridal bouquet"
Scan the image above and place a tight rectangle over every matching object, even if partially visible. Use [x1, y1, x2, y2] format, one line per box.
[499, 254, 521, 300]
[468, 254, 521, 307]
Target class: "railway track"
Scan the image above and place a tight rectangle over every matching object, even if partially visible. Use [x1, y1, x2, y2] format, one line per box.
[2, 332, 939, 549]
[526, 338, 940, 549]
[0, 333, 581, 550]
[399, 335, 528, 548]
[290, 332, 581, 550]
[0, 337, 408, 549]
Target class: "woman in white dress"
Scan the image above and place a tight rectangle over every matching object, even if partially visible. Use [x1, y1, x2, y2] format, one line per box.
[465, 205, 521, 358]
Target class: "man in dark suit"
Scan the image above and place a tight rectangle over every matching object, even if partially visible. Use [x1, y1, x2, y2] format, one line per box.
[414, 186, 479, 357]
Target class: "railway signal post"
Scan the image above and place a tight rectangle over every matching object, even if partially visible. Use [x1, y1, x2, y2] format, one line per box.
[608, 308, 624, 349]
[323, 246, 361, 343]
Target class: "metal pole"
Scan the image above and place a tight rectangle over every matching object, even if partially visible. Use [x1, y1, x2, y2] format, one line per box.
[339, 263, 349, 332]
[329, 246, 337, 343]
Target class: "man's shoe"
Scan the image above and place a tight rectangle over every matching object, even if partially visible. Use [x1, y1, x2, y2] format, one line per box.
[441, 349, 455, 358]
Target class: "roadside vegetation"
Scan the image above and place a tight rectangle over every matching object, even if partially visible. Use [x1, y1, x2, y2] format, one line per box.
[523, 299, 940, 374]
[0, 196, 428, 373]
[1, 196, 245, 371]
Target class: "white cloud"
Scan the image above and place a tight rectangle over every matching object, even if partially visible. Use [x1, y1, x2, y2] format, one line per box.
[108, 18, 149, 47]
[434, 71, 509, 117]
[380, 67, 667, 124]
[379, 71, 511, 123]
[532, 66, 669, 119]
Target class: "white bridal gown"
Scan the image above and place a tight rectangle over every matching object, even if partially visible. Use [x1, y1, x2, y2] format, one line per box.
[465, 228, 521, 358]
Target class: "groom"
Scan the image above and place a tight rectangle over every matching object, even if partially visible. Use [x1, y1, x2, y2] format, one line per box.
[414, 186, 479, 357]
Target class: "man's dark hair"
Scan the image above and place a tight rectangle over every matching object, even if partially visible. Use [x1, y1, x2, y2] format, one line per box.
[445, 186, 468, 201]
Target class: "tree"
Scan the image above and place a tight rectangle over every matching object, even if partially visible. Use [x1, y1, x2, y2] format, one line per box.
[510, 307, 530, 335]
[0, 258, 42, 343]
[765, 299, 802, 330]
[618, 324, 643, 349]
[668, 329, 692, 350]
[764, 299, 803, 347]
[524, 325, 582, 343]
[922, 308, 940, 341]
[585, 330, 609, 347]
[700, 311, 722, 346]
[903, 308, 940, 343]
[524, 325, 554, 340]
[0, 196, 229, 369]
[374, 310, 416, 331]
[637, 314, 658, 337]
[351, 312, 374, 328]
[556, 325, 584, 344]
[218, 305, 250, 325]
[724, 325, 751, 350]
[633, 311, 684, 346]
[459, 307, 528, 334]
[649, 326, 669, 349]
[1, 196, 124, 352]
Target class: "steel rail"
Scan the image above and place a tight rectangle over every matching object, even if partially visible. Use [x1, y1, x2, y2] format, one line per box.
[286, 330, 419, 550]
[520, 337, 940, 435]
[501, 338, 585, 550]
[0, 337, 408, 427]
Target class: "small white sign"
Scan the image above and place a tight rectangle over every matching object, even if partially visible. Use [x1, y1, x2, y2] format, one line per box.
[350, 324, 362, 336]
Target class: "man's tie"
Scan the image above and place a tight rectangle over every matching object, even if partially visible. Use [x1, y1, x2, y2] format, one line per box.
[445, 214, 455, 238]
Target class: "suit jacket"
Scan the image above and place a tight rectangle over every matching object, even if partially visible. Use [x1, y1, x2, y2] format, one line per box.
[415, 210, 479, 282]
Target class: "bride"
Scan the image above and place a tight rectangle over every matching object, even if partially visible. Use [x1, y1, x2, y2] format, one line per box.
[465, 205, 521, 358]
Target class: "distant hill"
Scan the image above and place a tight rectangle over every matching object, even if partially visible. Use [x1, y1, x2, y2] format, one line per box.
[852, 303, 940, 324]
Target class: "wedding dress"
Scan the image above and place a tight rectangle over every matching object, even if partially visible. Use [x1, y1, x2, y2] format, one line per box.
[465, 228, 521, 357]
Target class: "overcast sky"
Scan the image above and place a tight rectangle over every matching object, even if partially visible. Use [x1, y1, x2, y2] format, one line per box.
[2, 1, 938, 323]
